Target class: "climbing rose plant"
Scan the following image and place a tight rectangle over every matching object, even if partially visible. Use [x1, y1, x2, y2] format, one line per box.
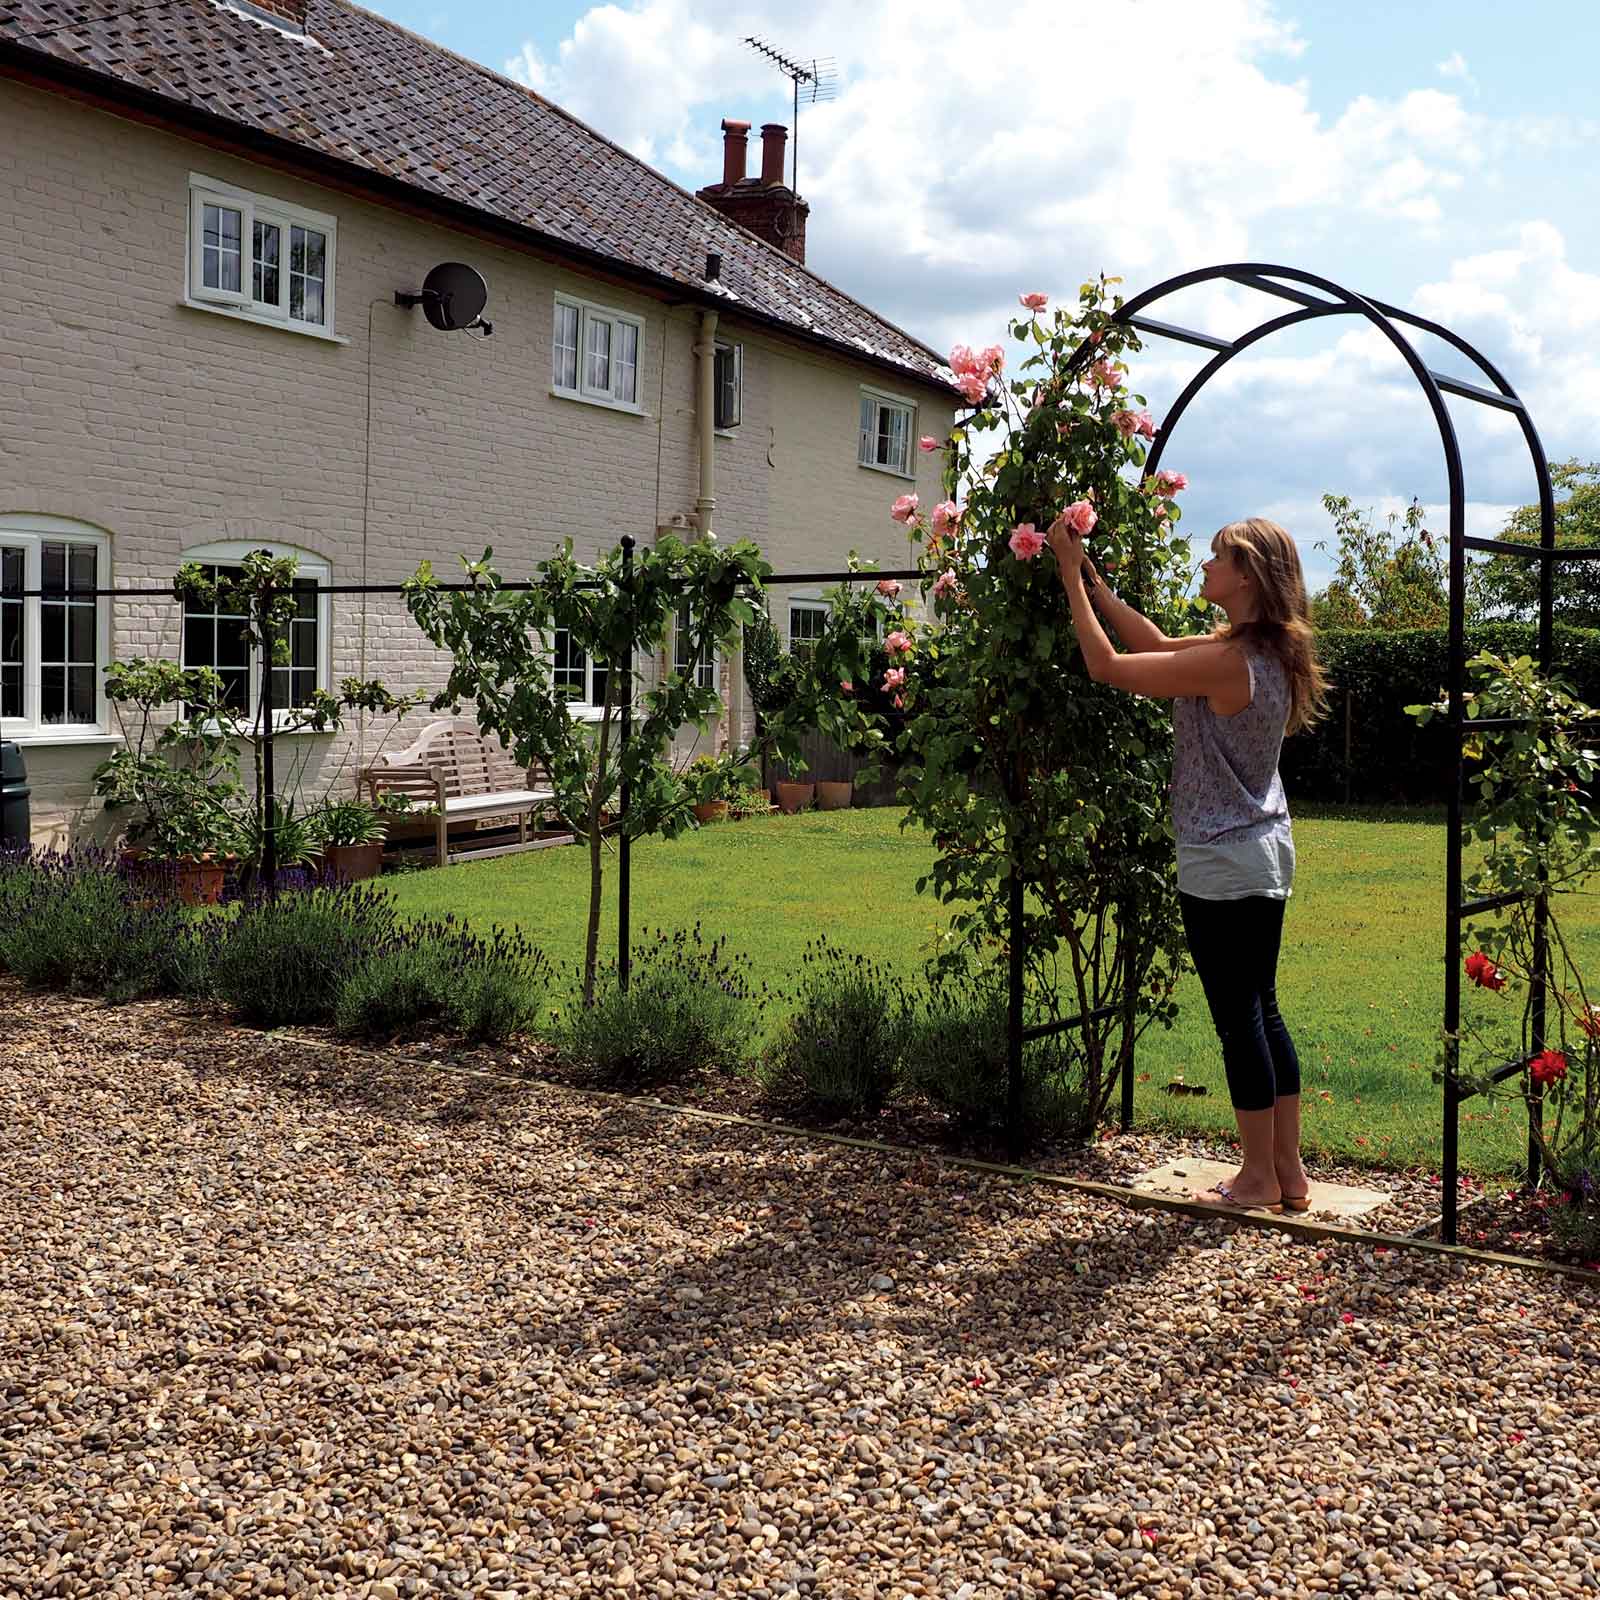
[887, 276, 1203, 1137]
[1415, 651, 1600, 1256]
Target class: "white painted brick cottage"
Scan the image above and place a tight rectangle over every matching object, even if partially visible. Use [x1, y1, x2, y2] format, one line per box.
[0, 0, 958, 843]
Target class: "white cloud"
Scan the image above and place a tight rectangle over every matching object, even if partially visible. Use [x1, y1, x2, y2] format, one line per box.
[497, 0, 1586, 554]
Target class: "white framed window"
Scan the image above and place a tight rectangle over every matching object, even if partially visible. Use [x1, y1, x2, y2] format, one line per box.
[714, 341, 742, 431]
[673, 604, 718, 692]
[787, 600, 829, 657]
[178, 542, 331, 727]
[551, 628, 613, 717]
[0, 516, 112, 739]
[552, 293, 643, 411]
[858, 386, 916, 477]
[187, 173, 336, 337]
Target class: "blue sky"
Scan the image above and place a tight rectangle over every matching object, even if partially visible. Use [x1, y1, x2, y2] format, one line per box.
[362, 0, 1599, 592]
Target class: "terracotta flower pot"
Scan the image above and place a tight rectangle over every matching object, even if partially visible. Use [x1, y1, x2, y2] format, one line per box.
[171, 854, 227, 907]
[325, 841, 385, 882]
[815, 781, 853, 811]
[692, 800, 730, 824]
[775, 781, 815, 815]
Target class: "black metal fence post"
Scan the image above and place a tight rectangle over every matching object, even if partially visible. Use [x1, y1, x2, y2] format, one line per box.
[618, 535, 634, 993]
[1006, 860, 1025, 1159]
[1119, 896, 1137, 1131]
[256, 575, 278, 898]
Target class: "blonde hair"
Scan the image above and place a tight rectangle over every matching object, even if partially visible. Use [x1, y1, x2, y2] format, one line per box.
[1211, 517, 1330, 735]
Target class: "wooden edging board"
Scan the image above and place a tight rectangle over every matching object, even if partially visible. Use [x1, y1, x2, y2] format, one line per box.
[266, 1029, 1600, 1290]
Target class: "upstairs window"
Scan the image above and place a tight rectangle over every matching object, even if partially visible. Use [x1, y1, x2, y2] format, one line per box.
[188, 175, 335, 335]
[552, 294, 642, 410]
[714, 341, 743, 430]
[858, 387, 916, 477]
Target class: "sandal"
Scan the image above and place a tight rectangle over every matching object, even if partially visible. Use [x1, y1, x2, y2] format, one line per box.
[1196, 1180, 1284, 1215]
[1279, 1192, 1312, 1213]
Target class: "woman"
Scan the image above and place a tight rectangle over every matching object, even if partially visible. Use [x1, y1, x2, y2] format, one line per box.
[1047, 514, 1329, 1212]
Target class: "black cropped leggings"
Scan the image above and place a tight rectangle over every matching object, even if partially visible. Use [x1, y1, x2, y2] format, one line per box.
[1179, 892, 1301, 1112]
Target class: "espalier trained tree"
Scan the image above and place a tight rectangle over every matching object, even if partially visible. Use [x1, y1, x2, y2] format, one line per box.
[887, 277, 1202, 1135]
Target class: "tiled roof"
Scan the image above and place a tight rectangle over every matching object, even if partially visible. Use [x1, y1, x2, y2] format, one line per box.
[0, 0, 957, 392]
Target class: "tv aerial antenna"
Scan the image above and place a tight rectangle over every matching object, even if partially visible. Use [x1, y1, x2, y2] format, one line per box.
[742, 36, 837, 193]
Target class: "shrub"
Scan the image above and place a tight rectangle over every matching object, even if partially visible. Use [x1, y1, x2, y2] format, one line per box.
[760, 938, 912, 1115]
[551, 925, 766, 1086]
[0, 849, 210, 1002]
[334, 921, 548, 1043]
[902, 977, 1090, 1147]
[211, 883, 397, 1026]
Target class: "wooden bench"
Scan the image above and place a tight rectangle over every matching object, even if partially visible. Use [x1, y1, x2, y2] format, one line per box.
[363, 720, 558, 866]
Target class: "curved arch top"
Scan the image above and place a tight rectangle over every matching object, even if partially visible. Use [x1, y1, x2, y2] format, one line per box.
[1105, 262, 1559, 1249]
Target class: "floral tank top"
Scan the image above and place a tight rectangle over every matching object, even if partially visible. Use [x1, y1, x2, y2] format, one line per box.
[1170, 643, 1295, 901]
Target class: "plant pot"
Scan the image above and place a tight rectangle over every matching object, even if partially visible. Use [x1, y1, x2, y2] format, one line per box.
[815, 781, 853, 811]
[325, 841, 385, 882]
[775, 781, 815, 815]
[171, 854, 227, 907]
[692, 800, 730, 824]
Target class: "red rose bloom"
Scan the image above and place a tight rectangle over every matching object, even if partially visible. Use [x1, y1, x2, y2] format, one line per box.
[1465, 951, 1506, 991]
[1529, 1049, 1568, 1087]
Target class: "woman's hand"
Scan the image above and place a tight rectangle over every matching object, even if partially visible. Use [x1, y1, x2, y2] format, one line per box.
[1047, 513, 1086, 580]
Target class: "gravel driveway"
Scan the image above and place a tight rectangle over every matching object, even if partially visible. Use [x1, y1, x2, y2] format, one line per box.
[3, 990, 1597, 1599]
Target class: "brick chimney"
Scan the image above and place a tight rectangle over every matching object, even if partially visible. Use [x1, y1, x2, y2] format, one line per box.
[696, 116, 810, 265]
[244, 0, 307, 30]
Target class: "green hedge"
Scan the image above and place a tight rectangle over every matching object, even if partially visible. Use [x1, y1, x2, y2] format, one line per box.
[1283, 623, 1600, 804]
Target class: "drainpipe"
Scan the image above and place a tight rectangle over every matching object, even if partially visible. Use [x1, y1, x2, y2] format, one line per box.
[694, 308, 718, 538]
[693, 308, 724, 748]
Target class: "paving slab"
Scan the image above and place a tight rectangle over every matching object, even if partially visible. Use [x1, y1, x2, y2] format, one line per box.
[1130, 1157, 1393, 1219]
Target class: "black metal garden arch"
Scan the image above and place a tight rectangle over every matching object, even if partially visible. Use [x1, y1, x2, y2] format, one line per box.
[1109, 262, 1566, 1245]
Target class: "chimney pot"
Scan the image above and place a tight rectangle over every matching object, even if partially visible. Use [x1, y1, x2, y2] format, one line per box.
[760, 123, 788, 187]
[720, 119, 751, 188]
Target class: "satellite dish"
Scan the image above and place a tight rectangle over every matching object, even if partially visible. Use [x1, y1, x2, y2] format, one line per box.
[419, 262, 488, 331]
[395, 262, 492, 334]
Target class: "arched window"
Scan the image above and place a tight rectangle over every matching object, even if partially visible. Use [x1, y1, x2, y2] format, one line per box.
[0, 514, 112, 737]
[178, 541, 331, 721]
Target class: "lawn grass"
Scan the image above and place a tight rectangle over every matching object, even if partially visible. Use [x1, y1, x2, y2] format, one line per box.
[383, 805, 1600, 1178]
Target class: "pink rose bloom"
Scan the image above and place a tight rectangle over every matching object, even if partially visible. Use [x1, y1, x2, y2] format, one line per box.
[1056, 421, 1075, 441]
[931, 500, 959, 537]
[1009, 523, 1046, 561]
[918, 435, 941, 453]
[1150, 498, 1169, 519]
[1061, 499, 1097, 536]
[932, 570, 959, 599]
[882, 666, 907, 691]
[1134, 411, 1156, 440]
[1112, 409, 1139, 439]
[890, 493, 919, 525]
[1019, 292, 1049, 312]
[979, 344, 1005, 375]
[876, 578, 902, 598]
[956, 371, 989, 406]
[1089, 330, 1103, 345]
[1155, 469, 1189, 493]
[893, 694, 904, 709]
[884, 629, 913, 658]
[1090, 358, 1120, 389]
[840, 680, 853, 694]
[948, 343, 978, 376]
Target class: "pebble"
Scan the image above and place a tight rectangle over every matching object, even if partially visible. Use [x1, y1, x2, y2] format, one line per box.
[1, 985, 1596, 1600]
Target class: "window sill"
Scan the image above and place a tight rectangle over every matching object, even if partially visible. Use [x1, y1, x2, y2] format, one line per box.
[550, 388, 650, 419]
[714, 428, 740, 440]
[4, 730, 123, 748]
[180, 297, 348, 345]
[858, 459, 916, 481]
